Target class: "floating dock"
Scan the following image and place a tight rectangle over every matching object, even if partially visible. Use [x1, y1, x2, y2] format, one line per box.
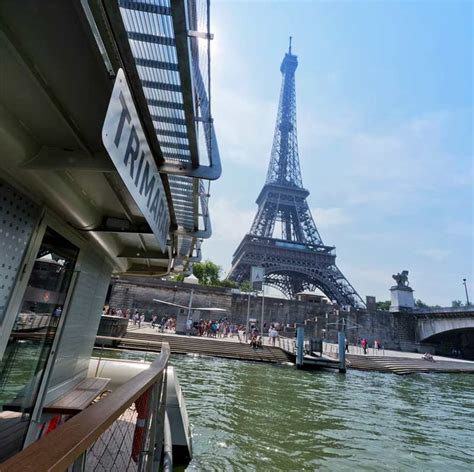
[346, 354, 474, 375]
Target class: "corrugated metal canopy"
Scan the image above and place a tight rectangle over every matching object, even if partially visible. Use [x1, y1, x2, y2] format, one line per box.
[0, 0, 219, 276]
[116, 0, 216, 272]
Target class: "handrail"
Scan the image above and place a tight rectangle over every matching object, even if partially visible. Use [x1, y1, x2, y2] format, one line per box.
[0, 343, 171, 472]
[96, 334, 163, 346]
[162, 412, 173, 472]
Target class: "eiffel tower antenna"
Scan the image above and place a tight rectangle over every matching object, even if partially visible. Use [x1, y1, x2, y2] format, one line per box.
[228, 45, 365, 308]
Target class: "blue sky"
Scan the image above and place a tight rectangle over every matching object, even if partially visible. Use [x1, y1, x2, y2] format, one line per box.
[204, 0, 473, 306]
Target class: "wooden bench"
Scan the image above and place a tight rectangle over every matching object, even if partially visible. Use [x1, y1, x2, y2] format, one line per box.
[43, 377, 110, 415]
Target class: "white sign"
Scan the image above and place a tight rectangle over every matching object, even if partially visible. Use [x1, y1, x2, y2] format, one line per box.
[102, 69, 170, 251]
[251, 266, 265, 285]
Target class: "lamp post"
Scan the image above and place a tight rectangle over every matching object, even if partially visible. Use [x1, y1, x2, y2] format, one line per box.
[463, 278, 470, 306]
[245, 290, 252, 342]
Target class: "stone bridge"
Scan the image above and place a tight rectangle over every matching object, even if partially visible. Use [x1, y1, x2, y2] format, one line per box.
[416, 308, 474, 341]
[415, 307, 474, 359]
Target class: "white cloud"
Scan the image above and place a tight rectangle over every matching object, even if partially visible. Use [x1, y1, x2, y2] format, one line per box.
[213, 88, 276, 169]
[299, 109, 471, 211]
[312, 207, 352, 228]
[202, 198, 254, 273]
[209, 197, 254, 245]
[417, 248, 451, 262]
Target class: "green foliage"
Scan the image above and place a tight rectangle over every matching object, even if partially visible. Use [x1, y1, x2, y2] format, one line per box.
[239, 280, 253, 293]
[451, 300, 464, 308]
[171, 273, 185, 282]
[376, 300, 391, 310]
[215, 279, 238, 288]
[192, 260, 222, 286]
[415, 299, 429, 308]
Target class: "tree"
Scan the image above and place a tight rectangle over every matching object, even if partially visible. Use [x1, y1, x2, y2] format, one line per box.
[376, 300, 391, 310]
[215, 279, 238, 288]
[239, 280, 253, 293]
[415, 299, 429, 308]
[192, 260, 221, 286]
[452, 300, 464, 308]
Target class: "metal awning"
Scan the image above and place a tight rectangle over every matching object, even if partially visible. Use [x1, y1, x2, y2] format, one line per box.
[0, 0, 220, 276]
[110, 0, 218, 272]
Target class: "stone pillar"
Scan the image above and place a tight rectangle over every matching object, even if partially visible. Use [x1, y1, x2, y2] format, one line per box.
[390, 286, 415, 312]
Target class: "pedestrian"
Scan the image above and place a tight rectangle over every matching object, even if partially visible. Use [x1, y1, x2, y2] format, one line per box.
[186, 317, 193, 335]
[269, 326, 278, 346]
[361, 338, 368, 355]
[345, 339, 349, 353]
[250, 333, 258, 350]
[139, 313, 145, 328]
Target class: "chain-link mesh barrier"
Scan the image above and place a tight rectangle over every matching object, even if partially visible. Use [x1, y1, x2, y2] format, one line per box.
[83, 385, 155, 472]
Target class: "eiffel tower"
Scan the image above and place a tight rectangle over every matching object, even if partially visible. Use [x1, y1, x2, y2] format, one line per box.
[228, 39, 365, 308]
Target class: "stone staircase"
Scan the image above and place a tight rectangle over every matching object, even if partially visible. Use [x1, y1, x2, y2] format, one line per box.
[346, 355, 474, 375]
[117, 331, 292, 364]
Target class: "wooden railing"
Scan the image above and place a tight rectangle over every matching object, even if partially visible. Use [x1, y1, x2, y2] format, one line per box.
[0, 343, 171, 472]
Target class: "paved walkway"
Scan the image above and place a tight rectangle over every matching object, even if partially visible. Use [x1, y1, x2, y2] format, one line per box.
[128, 324, 473, 364]
[325, 343, 474, 363]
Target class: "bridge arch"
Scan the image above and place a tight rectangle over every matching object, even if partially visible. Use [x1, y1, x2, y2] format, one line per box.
[417, 313, 474, 360]
[418, 316, 474, 341]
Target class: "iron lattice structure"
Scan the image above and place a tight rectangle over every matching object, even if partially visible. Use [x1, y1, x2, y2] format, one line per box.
[228, 41, 365, 308]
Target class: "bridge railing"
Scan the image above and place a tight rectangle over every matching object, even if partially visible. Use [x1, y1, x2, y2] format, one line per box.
[1, 343, 172, 472]
[323, 341, 385, 357]
[278, 336, 295, 353]
[415, 306, 474, 315]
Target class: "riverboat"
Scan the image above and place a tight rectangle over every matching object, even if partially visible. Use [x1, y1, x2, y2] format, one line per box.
[0, 0, 220, 469]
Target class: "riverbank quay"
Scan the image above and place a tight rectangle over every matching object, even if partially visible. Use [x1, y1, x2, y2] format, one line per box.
[98, 329, 292, 364]
[99, 327, 474, 374]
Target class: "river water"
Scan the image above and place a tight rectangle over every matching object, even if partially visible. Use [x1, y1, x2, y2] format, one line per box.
[170, 355, 474, 472]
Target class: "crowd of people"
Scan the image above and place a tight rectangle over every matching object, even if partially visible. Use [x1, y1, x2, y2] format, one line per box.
[357, 338, 384, 354]
[185, 319, 244, 338]
[104, 307, 387, 354]
[102, 305, 177, 332]
[102, 305, 287, 344]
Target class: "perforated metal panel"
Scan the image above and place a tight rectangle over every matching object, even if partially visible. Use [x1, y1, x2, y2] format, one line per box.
[0, 180, 40, 324]
[47, 248, 112, 395]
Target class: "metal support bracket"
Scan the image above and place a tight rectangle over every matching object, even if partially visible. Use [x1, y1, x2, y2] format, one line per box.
[187, 30, 214, 40]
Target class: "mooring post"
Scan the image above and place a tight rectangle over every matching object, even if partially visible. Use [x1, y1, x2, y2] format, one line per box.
[296, 327, 304, 368]
[338, 331, 346, 373]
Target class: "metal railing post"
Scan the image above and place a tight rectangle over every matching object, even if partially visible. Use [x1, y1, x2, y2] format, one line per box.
[144, 379, 161, 472]
[162, 412, 173, 472]
[153, 369, 167, 467]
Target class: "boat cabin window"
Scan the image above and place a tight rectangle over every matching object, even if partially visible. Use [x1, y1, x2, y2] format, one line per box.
[0, 227, 79, 461]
